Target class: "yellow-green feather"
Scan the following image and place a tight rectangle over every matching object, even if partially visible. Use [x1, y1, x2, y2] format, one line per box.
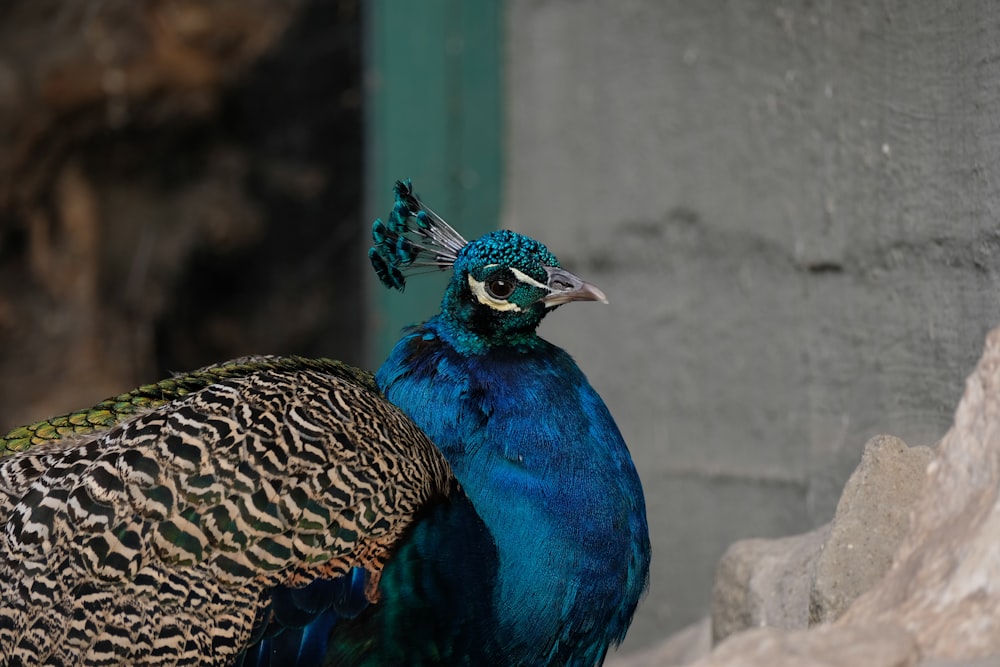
[0, 356, 377, 456]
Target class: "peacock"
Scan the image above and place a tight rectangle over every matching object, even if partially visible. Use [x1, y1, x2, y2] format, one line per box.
[0, 180, 650, 666]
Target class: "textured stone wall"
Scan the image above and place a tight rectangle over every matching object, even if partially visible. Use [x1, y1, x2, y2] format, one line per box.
[504, 0, 1000, 653]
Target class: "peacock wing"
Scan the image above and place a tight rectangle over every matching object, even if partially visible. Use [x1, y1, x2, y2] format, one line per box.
[0, 357, 452, 667]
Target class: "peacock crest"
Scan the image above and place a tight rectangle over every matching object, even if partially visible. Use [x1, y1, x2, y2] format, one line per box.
[369, 179, 469, 291]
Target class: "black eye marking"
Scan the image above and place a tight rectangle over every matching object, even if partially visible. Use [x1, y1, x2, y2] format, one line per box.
[485, 270, 516, 300]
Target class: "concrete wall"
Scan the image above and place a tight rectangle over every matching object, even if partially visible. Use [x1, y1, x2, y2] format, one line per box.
[503, 0, 1000, 654]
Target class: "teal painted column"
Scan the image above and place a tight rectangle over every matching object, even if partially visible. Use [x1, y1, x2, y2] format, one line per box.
[365, 0, 503, 365]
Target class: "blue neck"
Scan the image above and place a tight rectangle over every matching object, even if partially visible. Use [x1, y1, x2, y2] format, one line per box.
[376, 316, 649, 663]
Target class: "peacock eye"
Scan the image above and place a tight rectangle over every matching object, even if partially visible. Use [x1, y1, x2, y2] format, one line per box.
[485, 271, 516, 300]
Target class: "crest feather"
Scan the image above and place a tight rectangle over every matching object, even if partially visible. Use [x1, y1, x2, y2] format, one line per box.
[369, 180, 469, 291]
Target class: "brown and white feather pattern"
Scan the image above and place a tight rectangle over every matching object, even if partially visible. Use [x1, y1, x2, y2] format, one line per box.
[0, 361, 452, 667]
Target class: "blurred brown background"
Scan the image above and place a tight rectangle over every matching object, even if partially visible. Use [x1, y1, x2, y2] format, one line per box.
[0, 0, 363, 429]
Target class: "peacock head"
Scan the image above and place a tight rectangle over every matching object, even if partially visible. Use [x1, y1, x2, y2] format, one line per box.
[369, 180, 606, 348]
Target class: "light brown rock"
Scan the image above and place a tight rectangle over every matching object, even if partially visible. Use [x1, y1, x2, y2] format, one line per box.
[842, 327, 1000, 659]
[711, 525, 830, 642]
[710, 434, 932, 643]
[688, 326, 1000, 666]
[693, 623, 919, 667]
[810, 435, 935, 624]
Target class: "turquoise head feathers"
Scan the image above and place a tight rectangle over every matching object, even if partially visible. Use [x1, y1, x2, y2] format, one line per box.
[369, 180, 607, 349]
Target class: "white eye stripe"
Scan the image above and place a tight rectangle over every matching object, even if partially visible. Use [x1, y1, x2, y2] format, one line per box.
[468, 275, 522, 311]
[466, 267, 551, 312]
[509, 268, 549, 291]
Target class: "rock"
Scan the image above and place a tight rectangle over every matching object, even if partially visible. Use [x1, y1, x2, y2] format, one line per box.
[711, 435, 931, 643]
[711, 524, 830, 643]
[809, 435, 934, 624]
[607, 617, 711, 667]
[690, 325, 1000, 665]
[693, 623, 919, 667]
[841, 327, 1000, 659]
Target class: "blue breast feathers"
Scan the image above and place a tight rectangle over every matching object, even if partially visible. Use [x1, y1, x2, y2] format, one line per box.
[377, 317, 650, 664]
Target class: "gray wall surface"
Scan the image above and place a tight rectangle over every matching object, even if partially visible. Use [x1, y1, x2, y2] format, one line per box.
[503, 0, 1000, 655]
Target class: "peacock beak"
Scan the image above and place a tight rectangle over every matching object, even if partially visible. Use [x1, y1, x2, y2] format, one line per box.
[539, 266, 609, 307]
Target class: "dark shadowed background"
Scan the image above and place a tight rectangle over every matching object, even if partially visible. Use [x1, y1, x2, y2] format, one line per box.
[0, 0, 363, 426]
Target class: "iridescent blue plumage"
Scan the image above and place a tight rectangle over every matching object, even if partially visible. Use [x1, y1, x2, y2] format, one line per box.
[374, 327, 649, 664]
[247, 181, 649, 666]
[369, 182, 648, 663]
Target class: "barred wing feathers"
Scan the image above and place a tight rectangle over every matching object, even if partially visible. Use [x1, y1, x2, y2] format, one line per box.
[0, 358, 452, 666]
